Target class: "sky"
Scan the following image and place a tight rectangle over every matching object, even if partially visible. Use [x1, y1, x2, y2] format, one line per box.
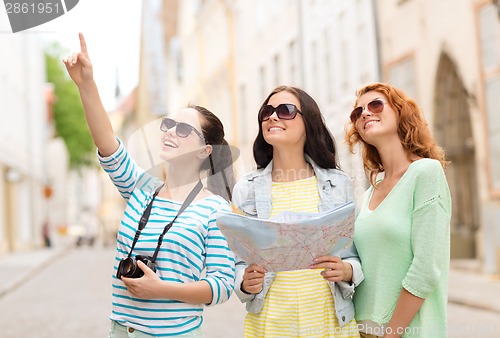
[0, 0, 143, 110]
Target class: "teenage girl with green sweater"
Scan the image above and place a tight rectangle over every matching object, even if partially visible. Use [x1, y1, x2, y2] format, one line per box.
[345, 83, 451, 338]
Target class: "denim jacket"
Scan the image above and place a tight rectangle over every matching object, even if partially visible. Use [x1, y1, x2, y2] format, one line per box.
[232, 156, 364, 327]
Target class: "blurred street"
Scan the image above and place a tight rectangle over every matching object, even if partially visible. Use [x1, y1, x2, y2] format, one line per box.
[0, 247, 499, 338]
[0, 246, 246, 338]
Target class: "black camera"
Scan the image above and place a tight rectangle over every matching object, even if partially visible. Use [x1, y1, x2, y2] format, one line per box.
[116, 255, 156, 279]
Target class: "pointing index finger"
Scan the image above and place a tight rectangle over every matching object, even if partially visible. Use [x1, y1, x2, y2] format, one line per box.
[79, 32, 88, 55]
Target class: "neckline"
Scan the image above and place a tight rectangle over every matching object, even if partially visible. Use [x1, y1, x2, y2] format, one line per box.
[155, 194, 216, 205]
[272, 175, 317, 184]
[366, 159, 422, 212]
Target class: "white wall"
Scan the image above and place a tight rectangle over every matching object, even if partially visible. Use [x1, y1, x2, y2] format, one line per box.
[0, 29, 48, 251]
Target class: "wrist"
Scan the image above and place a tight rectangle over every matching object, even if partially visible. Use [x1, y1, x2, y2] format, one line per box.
[240, 283, 252, 295]
[159, 280, 176, 299]
[342, 261, 353, 282]
[77, 79, 97, 92]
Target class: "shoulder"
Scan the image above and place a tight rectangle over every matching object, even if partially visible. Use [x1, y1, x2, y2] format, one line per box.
[240, 168, 267, 181]
[306, 156, 353, 186]
[233, 169, 265, 192]
[410, 158, 445, 181]
[202, 194, 231, 209]
[411, 158, 443, 170]
[326, 168, 352, 180]
[232, 168, 266, 208]
[410, 159, 451, 210]
[319, 167, 353, 187]
[192, 195, 231, 219]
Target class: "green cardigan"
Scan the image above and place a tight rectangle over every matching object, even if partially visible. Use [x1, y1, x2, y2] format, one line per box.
[353, 158, 451, 338]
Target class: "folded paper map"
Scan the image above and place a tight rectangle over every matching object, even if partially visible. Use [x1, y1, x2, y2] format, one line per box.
[217, 202, 355, 272]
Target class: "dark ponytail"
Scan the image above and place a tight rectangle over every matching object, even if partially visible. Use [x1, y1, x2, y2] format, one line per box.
[189, 105, 236, 202]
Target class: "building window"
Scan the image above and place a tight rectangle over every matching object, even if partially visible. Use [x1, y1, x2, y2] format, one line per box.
[273, 54, 281, 87]
[324, 28, 334, 103]
[255, 0, 265, 32]
[289, 40, 298, 85]
[385, 56, 417, 100]
[259, 66, 267, 100]
[239, 84, 248, 143]
[479, 4, 499, 70]
[340, 39, 349, 92]
[311, 40, 320, 98]
[479, 2, 500, 193]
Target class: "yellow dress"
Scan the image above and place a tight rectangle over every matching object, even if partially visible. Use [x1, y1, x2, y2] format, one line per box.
[244, 176, 359, 338]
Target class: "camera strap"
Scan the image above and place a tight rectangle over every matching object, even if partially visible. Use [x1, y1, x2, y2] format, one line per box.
[126, 184, 164, 258]
[126, 180, 203, 261]
[151, 180, 203, 263]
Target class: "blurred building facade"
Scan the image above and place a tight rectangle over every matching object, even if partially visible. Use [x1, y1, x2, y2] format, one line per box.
[0, 31, 49, 253]
[376, 0, 500, 273]
[0, 28, 104, 253]
[137, 0, 500, 274]
[44, 84, 70, 246]
[153, 0, 379, 195]
[96, 0, 179, 248]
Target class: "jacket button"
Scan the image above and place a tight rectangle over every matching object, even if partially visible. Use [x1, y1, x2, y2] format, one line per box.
[342, 316, 346, 322]
[128, 327, 135, 333]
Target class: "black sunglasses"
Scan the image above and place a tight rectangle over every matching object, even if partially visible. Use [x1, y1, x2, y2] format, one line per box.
[259, 103, 302, 122]
[350, 98, 386, 123]
[160, 118, 205, 140]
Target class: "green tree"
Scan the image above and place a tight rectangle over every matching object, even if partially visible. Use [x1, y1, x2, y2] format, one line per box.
[45, 43, 95, 167]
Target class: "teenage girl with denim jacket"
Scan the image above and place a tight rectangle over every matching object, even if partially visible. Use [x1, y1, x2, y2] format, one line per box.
[233, 86, 364, 337]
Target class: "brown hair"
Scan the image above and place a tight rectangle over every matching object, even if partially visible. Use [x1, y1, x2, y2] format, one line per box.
[345, 82, 446, 187]
[189, 104, 235, 202]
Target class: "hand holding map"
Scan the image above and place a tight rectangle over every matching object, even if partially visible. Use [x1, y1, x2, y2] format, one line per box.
[217, 202, 355, 272]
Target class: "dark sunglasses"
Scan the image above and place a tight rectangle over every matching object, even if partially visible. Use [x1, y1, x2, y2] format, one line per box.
[350, 98, 386, 123]
[259, 103, 302, 122]
[160, 118, 205, 140]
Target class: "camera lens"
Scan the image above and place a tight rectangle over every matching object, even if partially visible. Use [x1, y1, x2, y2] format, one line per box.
[117, 257, 139, 279]
[121, 259, 135, 276]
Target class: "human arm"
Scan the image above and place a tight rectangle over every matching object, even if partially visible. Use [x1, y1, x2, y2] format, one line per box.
[310, 255, 353, 282]
[234, 259, 256, 302]
[311, 242, 364, 294]
[385, 161, 451, 337]
[98, 139, 148, 199]
[383, 288, 425, 338]
[231, 178, 268, 301]
[122, 260, 215, 303]
[385, 201, 450, 337]
[312, 174, 364, 293]
[241, 264, 267, 294]
[124, 205, 236, 304]
[199, 207, 236, 305]
[63, 33, 118, 156]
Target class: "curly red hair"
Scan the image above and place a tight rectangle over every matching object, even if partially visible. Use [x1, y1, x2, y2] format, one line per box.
[345, 82, 446, 187]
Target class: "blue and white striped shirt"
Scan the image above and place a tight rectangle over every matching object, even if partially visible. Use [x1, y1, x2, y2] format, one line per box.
[99, 140, 235, 336]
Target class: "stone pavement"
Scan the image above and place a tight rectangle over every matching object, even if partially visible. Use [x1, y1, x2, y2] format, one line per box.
[0, 246, 70, 299]
[448, 261, 500, 314]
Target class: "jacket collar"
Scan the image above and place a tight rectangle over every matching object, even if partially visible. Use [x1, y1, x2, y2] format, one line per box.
[248, 155, 337, 187]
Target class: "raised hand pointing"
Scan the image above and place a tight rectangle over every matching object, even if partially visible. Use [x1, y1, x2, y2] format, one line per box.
[63, 32, 93, 86]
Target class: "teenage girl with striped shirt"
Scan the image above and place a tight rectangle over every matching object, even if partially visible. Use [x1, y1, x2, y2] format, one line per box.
[232, 86, 364, 337]
[64, 33, 235, 338]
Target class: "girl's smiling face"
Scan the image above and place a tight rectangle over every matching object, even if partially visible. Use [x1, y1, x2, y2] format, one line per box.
[262, 90, 306, 149]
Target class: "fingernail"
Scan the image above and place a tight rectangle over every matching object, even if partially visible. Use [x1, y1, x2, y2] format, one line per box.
[313, 258, 318, 262]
